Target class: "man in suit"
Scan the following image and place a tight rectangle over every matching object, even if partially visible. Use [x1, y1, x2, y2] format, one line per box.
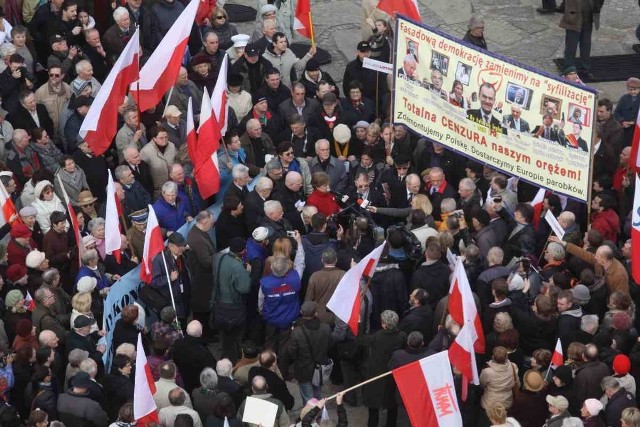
[564, 122, 589, 152]
[10, 91, 54, 137]
[467, 82, 505, 134]
[226, 164, 251, 203]
[397, 53, 419, 82]
[114, 165, 152, 214]
[426, 167, 457, 219]
[502, 104, 530, 133]
[121, 146, 155, 197]
[244, 177, 274, 232]
[349, 171, 386, 224]
[533, 113, 564, 145]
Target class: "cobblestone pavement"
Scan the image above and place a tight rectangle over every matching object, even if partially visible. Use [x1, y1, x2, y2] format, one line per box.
[225, 0, 640, 423]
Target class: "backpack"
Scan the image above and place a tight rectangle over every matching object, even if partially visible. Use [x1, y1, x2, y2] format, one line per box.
[388, 224, 423, 260]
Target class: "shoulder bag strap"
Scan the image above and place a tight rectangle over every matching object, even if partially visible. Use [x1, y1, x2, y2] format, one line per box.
[213, 254, 227, 303]
[299, 324, 319, 364]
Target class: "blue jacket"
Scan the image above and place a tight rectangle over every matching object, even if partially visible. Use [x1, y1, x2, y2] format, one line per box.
[152, 195, 190, 232]
[75, 266, 110, 291]
[217, 147, 247, 197]
[260, 270, 301, 329]
[0, 365, 14, 398]
[245, 238, 268, 263]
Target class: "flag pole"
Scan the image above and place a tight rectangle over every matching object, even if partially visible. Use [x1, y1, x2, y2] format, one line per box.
[160, 249, 181, 331]
[326, 370, 393, 401]
[308, 11, 315, 47]
[162, 86, 175, 118]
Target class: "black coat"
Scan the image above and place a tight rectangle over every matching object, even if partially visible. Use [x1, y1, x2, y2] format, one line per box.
[497, 207, 536, 262]
[111, 319, 139, 354]
[9, 104, 54, 137]
[102, 371, 134, 420]
[368, 263, 408, 331]
[256, 84, 291, 114]
[120, 159, 155, 198]
[215, 212, 247, 250]
[508, 306, 557, 355]
[186, 225, 216, 313]
[248, 366, 294, 410]
[288, 318, 332, 384]
[271, 186, 306, 232]
[361, 328, 407, 409]
[172, 335, 217, 393]
[342, 57, 385, 102]
[243, 190, 267, 232]
[72, 151, 109, 203]
[65, 330, 105, 373]
[604, 388, 636, 427]
[411, 261, 451, 309]
[398, 304, 434, 343]
[216, 376, 246, 410]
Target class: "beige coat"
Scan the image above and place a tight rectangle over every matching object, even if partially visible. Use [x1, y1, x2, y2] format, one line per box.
[306, 266, 345, 326]
[139, 141, 177, 198]
[35, 82, 71, 138]
[480, 360, 520, 410]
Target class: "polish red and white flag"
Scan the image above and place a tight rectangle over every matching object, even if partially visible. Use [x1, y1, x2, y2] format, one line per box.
[129, 0, 199, 112]
[133, 333, 159, 426]
[195, 88, 221, 198]
[293, 0, 313, 39]
[210, 53, 229, 137]
[550, 338, 564, 369]
[80, 29, 139, 156]
[632, 175, 640, 284]
[629, 107, 640, 172]
[326, 243, 385, 334]
[0, 178, 17, 228]
[377, 0, 421, 21]
[392, 351, 462, 426]
[448, 257, 485, 354]
[24, 291, 35, 311]
[529, 187, 546, 230]
[104, 170, 122, 263]
[140, 205, 164, 284]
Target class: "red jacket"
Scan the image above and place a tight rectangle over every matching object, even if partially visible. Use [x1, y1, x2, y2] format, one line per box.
[591, 209, 619, 242]
[7, 238, 36, 267]
[306, 190, 340, 217]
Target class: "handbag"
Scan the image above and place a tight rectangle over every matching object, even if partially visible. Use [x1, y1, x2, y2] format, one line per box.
[211, 254, 246, 329]
[301, 324, 333, 387]
[139, 283, 170, 314]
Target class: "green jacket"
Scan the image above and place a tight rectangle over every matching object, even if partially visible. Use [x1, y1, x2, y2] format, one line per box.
[210, 252, 251, 306]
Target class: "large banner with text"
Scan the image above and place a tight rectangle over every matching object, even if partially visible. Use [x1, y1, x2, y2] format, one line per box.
[393, 17, 598, 202]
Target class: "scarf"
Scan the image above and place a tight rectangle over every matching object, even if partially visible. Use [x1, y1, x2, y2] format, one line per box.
[58, 167, 84, 190]
[334, 140, 349, 158]
[321, 111, 337, 129]
[253, 109, 272, 127]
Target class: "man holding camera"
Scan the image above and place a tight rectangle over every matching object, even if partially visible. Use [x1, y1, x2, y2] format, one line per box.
[0, 54, 35, 116]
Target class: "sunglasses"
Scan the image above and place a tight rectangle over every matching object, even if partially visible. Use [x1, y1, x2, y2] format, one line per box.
[216, 15, 225, 19]
[49, 73, 60, 77]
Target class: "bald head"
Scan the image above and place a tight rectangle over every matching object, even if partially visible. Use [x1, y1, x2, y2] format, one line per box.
[186, 320, 202, 337]
[285, 171, 303, 190]
[246, 118, 261, 131]
[252, 375, 268, 393]
[39, 330, 58, 347]
[557, 211, 575, 228]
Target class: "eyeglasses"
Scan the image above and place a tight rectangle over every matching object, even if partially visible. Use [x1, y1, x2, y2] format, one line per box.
[44, 294, 54, 301]
[283, 151, 294, 156]
[49, 73, 60, 77]
[396, 165, 409, 170]
[216, 15, 225, 19]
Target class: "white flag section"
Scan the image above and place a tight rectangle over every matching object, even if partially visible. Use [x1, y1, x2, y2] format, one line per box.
[363, 57, 393, 74]
[242, 396, 278, 426]
[544, 210, 565, 239]
[104, 170, 121, 257]
[133, 333, 157, 422]
[210, 53, 229, 136]
[326, 243, 386, 334]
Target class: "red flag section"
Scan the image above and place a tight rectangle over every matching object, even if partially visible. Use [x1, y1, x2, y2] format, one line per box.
[376, 0, 421, 21]
[294, 0, 313, 39]
[194, 88, 221, 199]
[327, 243, 385, 335]
[392, 351, 462, 426]
[196, 0, 216, 25]
[80, 29, 140, 156]
[140, 205, 165, 284]
[550, 338, 564, 368]
[129, 0, 199, 112]
[448, 258, 485, 354]
[67, 202, 83, 266]
[0, 179, 17, 228]
[529, 187, 546, 231]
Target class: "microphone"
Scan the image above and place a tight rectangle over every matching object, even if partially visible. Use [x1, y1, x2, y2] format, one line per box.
[357, 198, 370, 209]
[331, 190, 349, 203]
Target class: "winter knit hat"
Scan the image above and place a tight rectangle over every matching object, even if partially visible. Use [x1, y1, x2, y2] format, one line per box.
[5, 290, 23, 308]
[15, 319, 32, 338]
[6, 264, 27, 282]
[25, 250, 46, 269]
[583, 398, 603, 416]
[612, 354, 631, 375]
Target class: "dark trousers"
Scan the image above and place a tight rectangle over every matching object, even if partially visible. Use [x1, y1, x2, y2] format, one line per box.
[219, 324, 244, 364]
[541, 0, 556, 9]
[265, 324, 292, 378]
[368, 407, 398, 427]
[564, 25, 593, 72]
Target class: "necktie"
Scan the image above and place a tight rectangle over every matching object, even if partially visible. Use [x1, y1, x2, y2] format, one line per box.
[430, 187, 436, 195]
[408, 193, 413, 203]
[483, 114, 489, 124]
[544, 128, 550, 139]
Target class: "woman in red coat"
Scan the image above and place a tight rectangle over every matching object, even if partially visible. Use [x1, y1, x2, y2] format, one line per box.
[306, 172, 340, 217]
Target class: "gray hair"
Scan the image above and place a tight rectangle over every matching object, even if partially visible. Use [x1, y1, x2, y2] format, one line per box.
[580, 314, 599, 334]
[440, 198, 457, 214]
[468, 15, 485, 30]
[444, 315, 460, 336]
[113, 6, 129, 22]
[270, 256, 290, 277]
[42, 268, 60, 285]
[88, 217, 105, 233]
[162, 181, 178, 195]
[487, 247, 504, 265]
[0, 43, 16, 58]
[12, 129, 28, 144]
[493, 312, 513, 333]
[232, 164, 250, 180]
[558, 211, 575, 226]
[561, 418, 585, 427]
[199, 367, 218, 390]
[246, 118, 261, 131]
[262, 18, 276, 30]
[403, 53, 417, 66]
[75, 59, 92, 74]
[321, 248, 337, 265]
[216, 359, 233, 377]
[314, 139, 330, 152]
[266, 159, 282, 173]
[601, 376, 620, 390]
[301, 205, 318, 220]
[406, 173, 420, 187]
[459, 178, 476, 191]
[264, 200, 282, 216]
[114, 165, 131, 181]
[255, 177, 273, 192]
[81, 249, 99, 266]
[381, 310, 399, 329]
[546, 242, 565, 261]
[195, 210, 212, 224]
[80, 358, 98, 377]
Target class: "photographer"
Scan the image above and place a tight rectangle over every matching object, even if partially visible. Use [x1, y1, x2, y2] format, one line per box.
[301, 213, 342, 281]
[0, 53, 34, 116]
[47, 35, 80, 80]
[493, 198, 536, 264]
[0, 345, 15, 400]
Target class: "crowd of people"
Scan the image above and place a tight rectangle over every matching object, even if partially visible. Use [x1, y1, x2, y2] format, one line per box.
[0, 0, 637, 426]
